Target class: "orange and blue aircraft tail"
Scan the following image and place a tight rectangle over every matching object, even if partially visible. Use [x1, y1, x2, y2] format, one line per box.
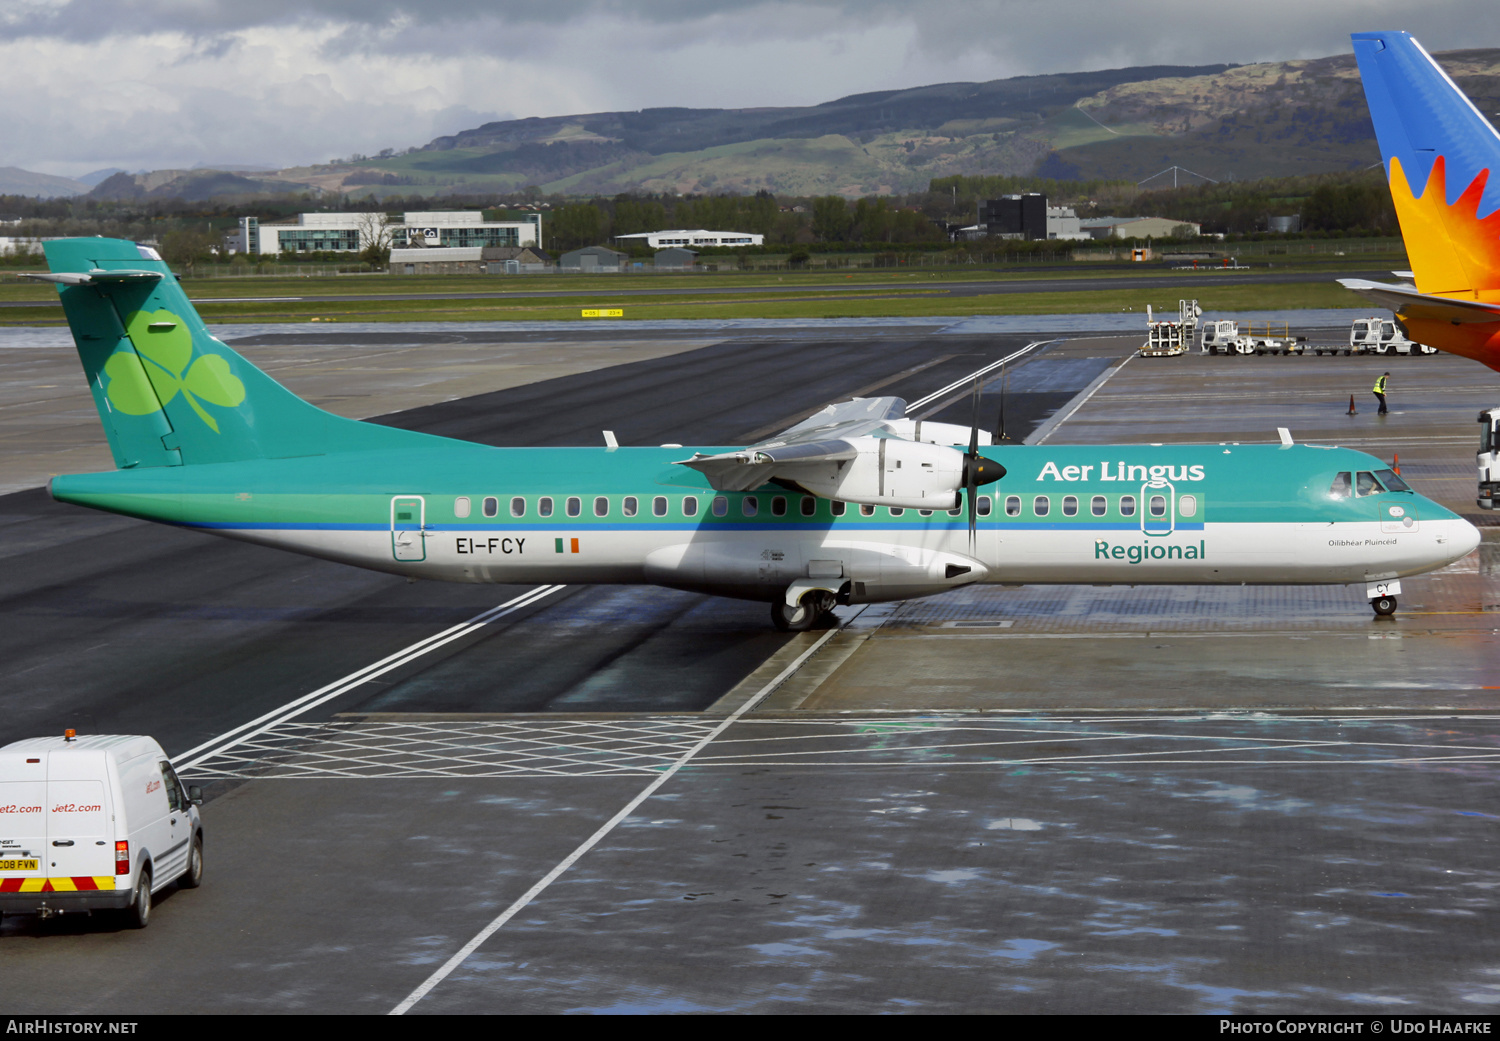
[1342, 31, 1500, 371]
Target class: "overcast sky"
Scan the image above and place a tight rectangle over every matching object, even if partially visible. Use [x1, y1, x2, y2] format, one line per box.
[5, 0, 1499, 179]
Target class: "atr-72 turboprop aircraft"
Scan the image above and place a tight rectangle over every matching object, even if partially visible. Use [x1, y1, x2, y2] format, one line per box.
[28, 238, 1478, 627]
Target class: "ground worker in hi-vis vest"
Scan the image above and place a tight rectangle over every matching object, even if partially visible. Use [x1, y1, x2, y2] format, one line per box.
[1373, 372, 1390, 414]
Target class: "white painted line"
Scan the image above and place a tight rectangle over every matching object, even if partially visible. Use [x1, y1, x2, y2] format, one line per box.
[177, 584, 563, 771]
[389, 623, 843, 1015]
[1028, 352, 1135, 444]
[904, 340, 1050, 414]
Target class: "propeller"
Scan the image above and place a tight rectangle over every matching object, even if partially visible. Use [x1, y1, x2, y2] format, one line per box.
[994, 365, 1011, 443]
[962, 378, 1007, 553]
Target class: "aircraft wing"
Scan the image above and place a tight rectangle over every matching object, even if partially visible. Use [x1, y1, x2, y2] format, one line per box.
[1338, 279, 1500, 325]
[675, 396, 904, 492]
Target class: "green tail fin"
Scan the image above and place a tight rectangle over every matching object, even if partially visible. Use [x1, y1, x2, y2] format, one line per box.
[41, 237, 441, 469]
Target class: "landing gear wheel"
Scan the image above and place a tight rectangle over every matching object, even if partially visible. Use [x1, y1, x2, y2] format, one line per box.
[771, 599, 817, 632]
[180, 834, 203, 889]
[1371, 595, 1398, 617]
[124, 869, 151, 929]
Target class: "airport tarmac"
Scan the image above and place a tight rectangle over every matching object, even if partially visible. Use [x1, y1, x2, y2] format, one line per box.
[1, 323, 1498, 1014]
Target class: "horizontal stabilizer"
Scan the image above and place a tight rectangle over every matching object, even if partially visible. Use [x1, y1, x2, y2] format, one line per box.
[21, 269, 164, 286]
[1338, 278, 1500, 324]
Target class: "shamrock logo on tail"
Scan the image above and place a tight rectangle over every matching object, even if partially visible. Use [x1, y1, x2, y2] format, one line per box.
[105, 309, 246, 433]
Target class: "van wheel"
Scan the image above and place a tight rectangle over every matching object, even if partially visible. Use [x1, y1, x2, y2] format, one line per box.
[180, 835, 203, 889]
[125, 869, 151, 929]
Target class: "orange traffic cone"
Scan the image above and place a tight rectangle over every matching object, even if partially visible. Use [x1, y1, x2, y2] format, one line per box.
[1347, 394, 1357, 415]
[1393, 453, 1400, 475]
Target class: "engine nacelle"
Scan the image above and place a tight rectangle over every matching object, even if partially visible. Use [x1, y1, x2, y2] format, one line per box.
[787, 436, 965, 509]
[880, 419, 995, 447]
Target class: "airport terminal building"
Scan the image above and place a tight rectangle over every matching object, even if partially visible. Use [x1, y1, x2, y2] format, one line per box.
[229, 211, 542, 255]
[612, 229, 764, 249]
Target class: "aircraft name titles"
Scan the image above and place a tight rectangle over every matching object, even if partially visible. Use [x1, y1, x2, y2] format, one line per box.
[1037, 462, 1206, 483]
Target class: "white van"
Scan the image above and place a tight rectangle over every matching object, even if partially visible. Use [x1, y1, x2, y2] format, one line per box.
[0, 732, 202, 927]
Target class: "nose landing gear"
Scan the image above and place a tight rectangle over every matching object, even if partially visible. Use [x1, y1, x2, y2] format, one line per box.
[772, 590, 838, 632]
[1371, 594, 1398, 617]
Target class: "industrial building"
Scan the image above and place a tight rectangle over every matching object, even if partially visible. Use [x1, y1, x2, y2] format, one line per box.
[389, 245, 553, 276]
[559, 245, 629, 272]
[1079, 215, 1202, 239]
[228, 211, 543, 255]
[612, 229, 764, 249]
[963, 194, 1090, 241]
[653, 247, 698, 270]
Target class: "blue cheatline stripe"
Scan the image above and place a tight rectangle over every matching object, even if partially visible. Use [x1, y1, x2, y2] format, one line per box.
[178, 520, 1208, 534]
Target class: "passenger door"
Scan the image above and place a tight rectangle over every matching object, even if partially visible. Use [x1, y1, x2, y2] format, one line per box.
[1141, 481, 1176, 537]
[391, 496, 426, 562]
[155, 761, 190, 883]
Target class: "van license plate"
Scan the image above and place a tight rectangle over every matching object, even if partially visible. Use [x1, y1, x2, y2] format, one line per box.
[0, 859, 39, 871]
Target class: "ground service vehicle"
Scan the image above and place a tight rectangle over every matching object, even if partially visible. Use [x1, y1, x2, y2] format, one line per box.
[0, 732, 203, 926]
[1480, 408, 1500, 510]
[1347, 317, 1437, 356]
[1200, 320, 1305, 355]
[1140, 300, 1200, 357]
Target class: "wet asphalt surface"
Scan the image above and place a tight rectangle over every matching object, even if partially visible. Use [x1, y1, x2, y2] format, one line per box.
[5, 326, 1500, 1015]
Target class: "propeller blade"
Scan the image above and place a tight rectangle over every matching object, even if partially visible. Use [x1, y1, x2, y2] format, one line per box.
[968, 378, 980, 457]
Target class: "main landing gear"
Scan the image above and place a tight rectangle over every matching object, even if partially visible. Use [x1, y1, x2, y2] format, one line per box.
[1371, 594, 1398, 617]
[771, 590, 838, 632]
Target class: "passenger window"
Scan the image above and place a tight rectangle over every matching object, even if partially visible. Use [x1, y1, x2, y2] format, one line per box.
[1120, 495, 1136, 517]
[1374, 469, 1410, 492]
[1033, 495, 1050, 517]
[712, 495, 728, 517]
[1149, 494, 1167, 517]
[948, 505, 962, 517]
[800, 496, 816, 517]
[159, 762, 184, 813]
[890, 507, 904, 516]
[510, 496, 525, 518]
[1356, 471, 1384, 497]
[1005, 495, 1021, 517]
[566, 496, 581, 517]
[742, 496, 758, 517]
[1329, 472, 1352, 499]
[454, 496, 471, 519]
[538, 496, 553, 517]
[860, 504, 876, 517]
[482, 496, 498, 518]
[653, 496, 668, 517]
[1179, 494, 1198, 518]
[594, 496, 609, 517]
[918, 509, 933, 517]
[832, 501, 847, 516]
[1062, 495, 1078, 517]
[682, 496, 699, 517]
[977, 496, 992, 516]
[771, 496, 787, 517]
[1091, 495, 1106, 517]
[623, 496, 638, 517]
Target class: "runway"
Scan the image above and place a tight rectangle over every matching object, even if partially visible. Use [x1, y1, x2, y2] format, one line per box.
[1, 321, 1497, 1014]
[0, 267, 1392, 310]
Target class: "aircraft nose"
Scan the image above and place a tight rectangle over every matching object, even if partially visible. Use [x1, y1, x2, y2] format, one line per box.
[1442, 517, 1482, 563]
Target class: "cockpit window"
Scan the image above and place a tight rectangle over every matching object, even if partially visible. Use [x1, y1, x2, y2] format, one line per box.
[1328, 472, 1352, 499]
[1355, 471, 1384, 497]
[1373, 469, 1410, 492]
